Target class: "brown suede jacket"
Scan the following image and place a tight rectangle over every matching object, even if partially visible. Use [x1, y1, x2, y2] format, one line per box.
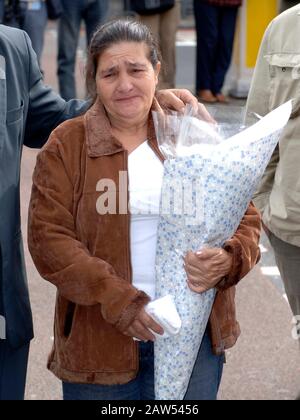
[28, 99, 261, 385]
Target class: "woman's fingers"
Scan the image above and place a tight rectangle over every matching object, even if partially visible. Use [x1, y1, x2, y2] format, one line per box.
[187, 280, 207, 294]
[185, 265, 213, 290]
[188, 248, 231, 267]
[125, 310, 164, 342]
[195, 248, 223, 259]
[184, 261, 204, 279]
[184, 249, 218, 272]
[184, 248, 232, 292]
[127, 319, 156, 342]
[138, 310, 164, 336]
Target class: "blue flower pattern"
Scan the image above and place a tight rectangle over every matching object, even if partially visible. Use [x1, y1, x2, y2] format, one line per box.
[154, 130, 282, 400]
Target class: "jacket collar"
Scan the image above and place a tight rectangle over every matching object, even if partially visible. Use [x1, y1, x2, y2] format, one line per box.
[84, 96, 164, 161]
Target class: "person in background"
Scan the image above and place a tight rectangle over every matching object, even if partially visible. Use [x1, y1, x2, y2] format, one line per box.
[131, 0, 180, 89]
[28, 19, 261, 401]
[0, 0, 17, 24]
[57, 0, 109, 101]
[280, 0, 299, 12]
[246, 4, 300, 343]
[0, 0, 48, 65]
[194, 0, 242, 103]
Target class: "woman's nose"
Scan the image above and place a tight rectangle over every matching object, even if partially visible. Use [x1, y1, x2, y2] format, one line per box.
[117, 73, 134, 92]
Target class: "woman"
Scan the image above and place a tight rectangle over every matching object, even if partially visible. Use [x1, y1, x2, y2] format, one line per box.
[28, 20, 261, 400]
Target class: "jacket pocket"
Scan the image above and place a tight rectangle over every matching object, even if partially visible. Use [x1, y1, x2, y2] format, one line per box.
[63, 301, 76, 339]
[6, 101, 24, 152]
[267, 53, 300, 117]
[6, 101, 24, 124]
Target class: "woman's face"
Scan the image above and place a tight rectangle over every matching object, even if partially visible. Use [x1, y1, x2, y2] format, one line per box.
[95, 41, 160, 125]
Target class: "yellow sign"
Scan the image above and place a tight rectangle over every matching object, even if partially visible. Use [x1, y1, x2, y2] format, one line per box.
[246, 0, 279, 68]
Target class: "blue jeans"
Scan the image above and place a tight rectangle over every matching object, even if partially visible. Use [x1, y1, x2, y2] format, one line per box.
[62, 330, 225, 400]
[57, 0, 108, 100]
[19, 1, 48, 65]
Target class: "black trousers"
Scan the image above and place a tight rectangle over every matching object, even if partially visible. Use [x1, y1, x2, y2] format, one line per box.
[194, 1, 239, 94]
[0, 256, 29, 400]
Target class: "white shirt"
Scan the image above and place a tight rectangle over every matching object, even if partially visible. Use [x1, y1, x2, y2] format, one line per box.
[128, 141, 164, 301]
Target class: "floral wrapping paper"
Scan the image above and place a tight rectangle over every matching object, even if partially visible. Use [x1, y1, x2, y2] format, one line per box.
[153, 101, 292, 400]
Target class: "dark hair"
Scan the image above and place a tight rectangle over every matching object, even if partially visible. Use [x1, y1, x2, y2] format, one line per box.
[86, 19, 162, 104]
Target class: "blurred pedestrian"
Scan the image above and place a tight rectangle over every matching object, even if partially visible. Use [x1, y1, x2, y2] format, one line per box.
[18, 1, 48, 65]
[194, 0, 242, 103]
[0, 0, 48, 65]
[57, 0, 109, 101]
[131, 0, 180, 89]
[246, 4, 300, 338]
[0, 0, 19, 25]
[280, 0, 299, 12]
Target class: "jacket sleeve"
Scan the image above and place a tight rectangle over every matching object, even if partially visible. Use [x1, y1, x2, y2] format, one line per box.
[252, 145, 279, 214]
[245, 21, 272, 124]
[28, 133, 149, 332]
[245, 21, 277, 215]
[217, 202, 261, 291]
[22, 31, 89, 149]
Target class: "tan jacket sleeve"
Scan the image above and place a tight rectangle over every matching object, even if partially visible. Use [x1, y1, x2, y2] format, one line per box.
[252, 145, 279, 214]
[217, 202, 261, 291]
[28, 133, 149, 332]
[245, 20, 278, 215]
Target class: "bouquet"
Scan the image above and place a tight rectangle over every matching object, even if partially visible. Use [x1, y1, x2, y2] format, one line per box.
[151, 101, 292, 400]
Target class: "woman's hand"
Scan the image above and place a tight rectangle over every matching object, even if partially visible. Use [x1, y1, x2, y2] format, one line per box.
[184, 248, 233, 293]
[156, 89, 215, 123]
[123, 308, 164, 342]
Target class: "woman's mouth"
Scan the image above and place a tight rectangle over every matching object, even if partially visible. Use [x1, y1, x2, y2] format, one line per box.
[115, 96, 140, 102]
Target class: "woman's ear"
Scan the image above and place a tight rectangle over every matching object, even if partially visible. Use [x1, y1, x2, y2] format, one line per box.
[155, 61, 161, 84]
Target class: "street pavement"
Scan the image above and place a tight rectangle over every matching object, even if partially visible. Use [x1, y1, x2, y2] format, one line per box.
[20, 24, 300, 400]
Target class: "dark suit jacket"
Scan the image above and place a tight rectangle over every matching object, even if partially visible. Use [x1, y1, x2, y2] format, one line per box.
[0, 24, 86, 348]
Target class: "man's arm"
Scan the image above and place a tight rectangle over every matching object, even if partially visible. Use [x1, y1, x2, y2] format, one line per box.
[245, 21, 272, 124]
[252, 145, 279, 214]
[23, 30, 88, 148]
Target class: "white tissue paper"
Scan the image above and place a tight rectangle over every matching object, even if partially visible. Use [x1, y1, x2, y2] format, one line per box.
[145, 295, 182, 339]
